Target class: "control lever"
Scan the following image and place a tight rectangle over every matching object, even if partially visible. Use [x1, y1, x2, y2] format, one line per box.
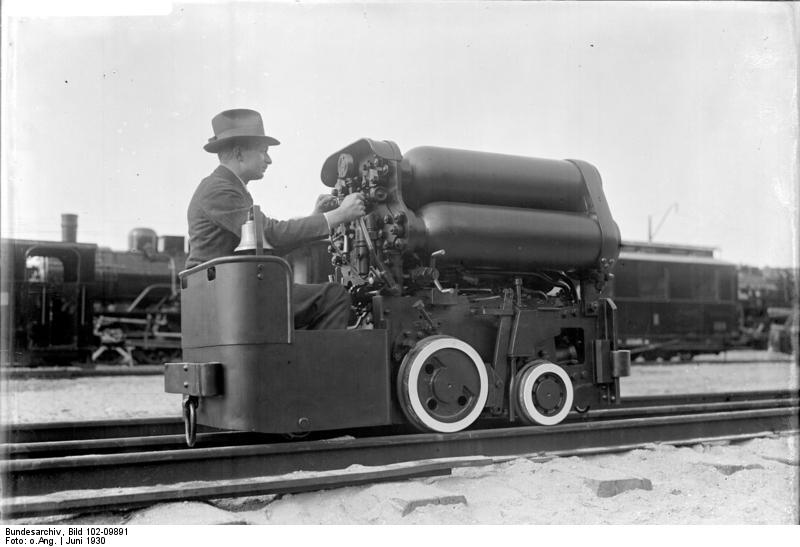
[429, 250, 454, 294]
[357, 216, 399, 292]
[412, 300, 437, 332]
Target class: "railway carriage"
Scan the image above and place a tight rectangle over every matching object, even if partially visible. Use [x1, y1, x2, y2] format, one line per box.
[165, 139, 632, 443]
[608, 242, 741, 361]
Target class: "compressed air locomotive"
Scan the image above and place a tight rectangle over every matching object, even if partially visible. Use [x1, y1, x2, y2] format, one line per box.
[165, 139, 630, 443]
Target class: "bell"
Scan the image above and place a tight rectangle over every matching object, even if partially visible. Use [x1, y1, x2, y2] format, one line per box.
[234, 205, 274, 254]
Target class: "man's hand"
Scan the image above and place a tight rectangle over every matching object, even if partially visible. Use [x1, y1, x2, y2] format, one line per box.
[325, 192, 366, 226]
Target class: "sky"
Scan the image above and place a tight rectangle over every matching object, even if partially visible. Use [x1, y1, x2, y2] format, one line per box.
[1, 0, 798, 268]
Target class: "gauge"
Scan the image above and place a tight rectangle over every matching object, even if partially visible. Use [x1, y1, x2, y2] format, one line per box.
[337, 153, 354, 178]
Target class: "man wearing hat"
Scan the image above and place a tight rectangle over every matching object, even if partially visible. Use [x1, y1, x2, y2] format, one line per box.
[186, 108, 365, 329]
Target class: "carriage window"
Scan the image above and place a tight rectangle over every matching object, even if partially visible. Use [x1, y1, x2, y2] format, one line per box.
[692, 265, 716, 300]
[639, 262, 666, 299]
[613, 262, 639, 297]
[718, 270, 735, 302]
[667, 265, 691, 299]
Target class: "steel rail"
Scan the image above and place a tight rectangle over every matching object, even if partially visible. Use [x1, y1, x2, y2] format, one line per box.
[2, 355, 791, 380]
[7, 428, 796, 521]
[637, 358, 795, 365]
[6, 395, 797, 460]
[4, 389, 796, 444]
[2, 391, 797, 519]
[3, 457, 492, 519]
[10, 426, 796, 521]
[619, 390, 797, 406]
[2, 424, 796, 519]
[0, 408, 798, 518]
[1, 365, 164, 380]
[2, 405, 796, 500]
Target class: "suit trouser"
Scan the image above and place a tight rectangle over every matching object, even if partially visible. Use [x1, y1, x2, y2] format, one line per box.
[292, 283, 351, 330]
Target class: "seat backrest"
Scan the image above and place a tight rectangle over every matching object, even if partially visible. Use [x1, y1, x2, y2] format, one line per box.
[180, 256, 292, 348]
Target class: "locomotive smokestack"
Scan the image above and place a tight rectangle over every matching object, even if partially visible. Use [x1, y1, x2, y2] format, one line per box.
[61, 213, 78, 243]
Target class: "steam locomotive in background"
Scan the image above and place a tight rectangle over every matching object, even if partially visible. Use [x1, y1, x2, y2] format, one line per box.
[0, 215, 186, 366]
[1, 191, 796, 369]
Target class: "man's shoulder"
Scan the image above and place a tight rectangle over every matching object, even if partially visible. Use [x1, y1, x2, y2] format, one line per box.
[193, 168, 245, 198]
[200, 166, 238, 186]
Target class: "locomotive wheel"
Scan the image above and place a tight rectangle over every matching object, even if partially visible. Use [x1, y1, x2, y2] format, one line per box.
[397, 335, 488, 433]
[515, 360, 574, 426]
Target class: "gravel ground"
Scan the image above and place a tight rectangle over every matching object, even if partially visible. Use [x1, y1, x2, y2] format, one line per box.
[1, 350, 798, 525]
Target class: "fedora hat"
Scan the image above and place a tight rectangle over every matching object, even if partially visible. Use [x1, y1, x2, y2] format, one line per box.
[204, 108, 280, 153]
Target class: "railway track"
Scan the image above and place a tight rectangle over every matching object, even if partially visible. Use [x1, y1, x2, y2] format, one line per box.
[636, 358, 795, 365]
[2, 390, 798, 520]
[2, 354, 794, 379]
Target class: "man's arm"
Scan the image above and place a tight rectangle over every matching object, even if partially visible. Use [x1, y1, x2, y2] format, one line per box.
[260, 212, 329, 248]
[262, 192, 367, 249]
[202, 184, 365, 250]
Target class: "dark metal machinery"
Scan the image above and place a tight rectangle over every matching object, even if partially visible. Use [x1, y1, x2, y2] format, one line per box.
[0, 219, 185, 367]
[166, 139, 630, 442]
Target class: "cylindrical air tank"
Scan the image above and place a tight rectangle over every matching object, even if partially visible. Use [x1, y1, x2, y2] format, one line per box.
[400, 146, 587, 212]
[412, 202, 607, 270]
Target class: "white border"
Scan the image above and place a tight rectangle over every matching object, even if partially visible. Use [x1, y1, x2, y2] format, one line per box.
[518, 361, 574, 426]
[403, 336, 488, 433]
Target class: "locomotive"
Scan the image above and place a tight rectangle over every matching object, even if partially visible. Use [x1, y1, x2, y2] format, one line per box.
[0, 216, 186, 366]
[165, 139, 632, 443]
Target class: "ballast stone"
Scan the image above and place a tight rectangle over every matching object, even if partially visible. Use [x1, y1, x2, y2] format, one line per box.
[125, 501, 249, 525]
[585, 477, 654, 498]
[207, 494, 278, 512]
[375, 483, 467, 516]
[704, 463, 765, 476]
[556, 460, 653, 498]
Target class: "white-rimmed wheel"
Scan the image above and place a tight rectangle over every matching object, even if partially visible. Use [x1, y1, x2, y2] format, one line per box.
[397, 335, 489, 433]
[515, 360, 574, 426]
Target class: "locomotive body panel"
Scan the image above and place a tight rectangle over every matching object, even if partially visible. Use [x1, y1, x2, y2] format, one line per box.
[173, 255, 394, 433]
[182, 329, 392, 434]
[180, 257, 292, 348]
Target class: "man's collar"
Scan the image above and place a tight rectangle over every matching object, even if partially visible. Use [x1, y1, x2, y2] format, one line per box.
[216, 164, 247, 189]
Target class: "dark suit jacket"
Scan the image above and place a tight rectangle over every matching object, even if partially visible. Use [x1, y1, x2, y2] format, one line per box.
[186, 165, 329, 269]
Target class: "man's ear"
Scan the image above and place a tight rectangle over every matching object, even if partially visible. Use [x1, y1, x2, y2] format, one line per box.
[233, 145, 244, 161]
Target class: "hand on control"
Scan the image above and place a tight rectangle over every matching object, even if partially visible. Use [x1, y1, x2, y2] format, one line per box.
[313, 194, 340, 214]
[327, 192, 366, 226]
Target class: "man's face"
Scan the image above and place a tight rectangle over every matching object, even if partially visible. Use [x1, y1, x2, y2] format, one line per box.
[238, 143, 272, 182]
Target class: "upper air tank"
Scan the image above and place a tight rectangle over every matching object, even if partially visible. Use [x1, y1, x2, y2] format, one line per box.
[400, 146, 588, 212]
